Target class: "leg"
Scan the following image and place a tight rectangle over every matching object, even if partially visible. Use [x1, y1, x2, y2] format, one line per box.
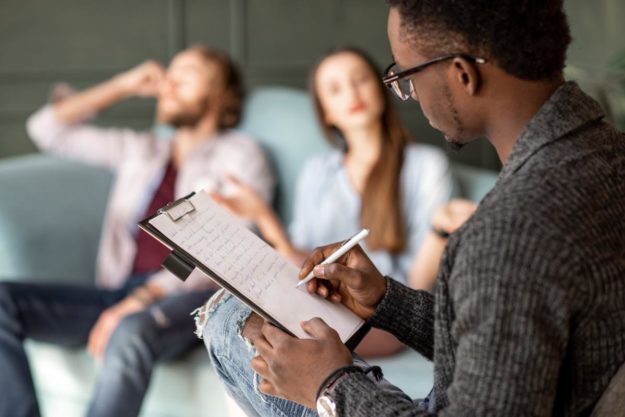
[0, 281, 122, 417]
[203, 292, 418, 417]
[86, 289, 213, 417]
[203, 291, 318, 417]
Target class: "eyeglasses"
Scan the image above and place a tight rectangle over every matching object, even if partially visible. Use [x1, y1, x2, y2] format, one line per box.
[382, 54, 487, 100]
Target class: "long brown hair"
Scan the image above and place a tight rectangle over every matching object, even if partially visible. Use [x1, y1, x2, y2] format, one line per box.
[187, 45, 244, 129]
[309, 46, 410, 253]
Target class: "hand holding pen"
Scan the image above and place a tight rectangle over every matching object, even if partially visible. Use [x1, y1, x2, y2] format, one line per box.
[297, 229, 387, 320]
[296, 229, 370, 288]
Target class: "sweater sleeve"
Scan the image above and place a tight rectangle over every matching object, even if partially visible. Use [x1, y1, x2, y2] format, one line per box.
[329, 213, 580, 416]
[369, 278, 435, 360]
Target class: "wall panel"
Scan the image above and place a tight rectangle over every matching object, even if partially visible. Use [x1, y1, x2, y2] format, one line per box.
[1, 0, 622, 169]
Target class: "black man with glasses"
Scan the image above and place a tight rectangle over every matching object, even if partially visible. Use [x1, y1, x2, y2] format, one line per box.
[203, 1, 625, 416]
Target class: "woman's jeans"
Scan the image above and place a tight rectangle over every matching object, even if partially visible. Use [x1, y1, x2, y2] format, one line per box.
[0, 276, 213, 417]
[202, 291, 419, 417]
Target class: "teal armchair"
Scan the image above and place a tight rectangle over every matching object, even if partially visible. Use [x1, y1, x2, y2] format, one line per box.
[0, 87, 497, 416]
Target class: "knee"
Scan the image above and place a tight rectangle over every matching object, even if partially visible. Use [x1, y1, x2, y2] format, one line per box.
[203, 293, 253, 364]
[105, 312, 157, 364]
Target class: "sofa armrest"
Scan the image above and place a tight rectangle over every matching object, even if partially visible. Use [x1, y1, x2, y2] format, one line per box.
[0, 154, 112, 285]
[451, 163, 498, 202]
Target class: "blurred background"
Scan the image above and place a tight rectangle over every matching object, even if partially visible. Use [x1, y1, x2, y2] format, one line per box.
[0, 0, 624, 171]
[0, 2, 623, 416]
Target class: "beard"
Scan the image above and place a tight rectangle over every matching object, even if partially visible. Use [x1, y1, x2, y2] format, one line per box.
[157, 98, 210, 129]
[440, 84, 466, 152]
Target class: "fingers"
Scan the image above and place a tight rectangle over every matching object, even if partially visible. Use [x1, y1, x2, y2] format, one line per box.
[260, 321, 292, 346]
[258, 378, 277, 396]
[298, 242, 344, 280]
[208, 192, 225, 203]
[251, 354, 270, 376]
[300, 317, 339, 340]
[313, 262, 365, 289]
[224, 174, 244, 187]
[310, 280, 342, 303]
[251, 354, 279, 396]
[141, 60, 165, 78]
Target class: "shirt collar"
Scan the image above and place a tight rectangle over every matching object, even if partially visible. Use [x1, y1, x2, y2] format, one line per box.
[499, 81, 605, 179]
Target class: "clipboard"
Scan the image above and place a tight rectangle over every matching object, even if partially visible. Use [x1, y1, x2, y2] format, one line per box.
[138, 192, 369, 350]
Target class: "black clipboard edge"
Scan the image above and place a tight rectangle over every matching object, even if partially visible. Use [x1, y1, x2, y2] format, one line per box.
[138, 195, 369, 350]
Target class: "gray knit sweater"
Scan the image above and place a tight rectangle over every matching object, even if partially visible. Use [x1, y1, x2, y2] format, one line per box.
[330, 82, 625, 416]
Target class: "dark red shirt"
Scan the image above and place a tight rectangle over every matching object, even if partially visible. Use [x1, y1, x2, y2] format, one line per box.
[132, 162, 177, 275]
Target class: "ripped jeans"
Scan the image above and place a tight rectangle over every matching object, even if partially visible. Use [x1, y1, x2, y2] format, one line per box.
[201, 290, 418, 417]
[0, 278, 213, 417]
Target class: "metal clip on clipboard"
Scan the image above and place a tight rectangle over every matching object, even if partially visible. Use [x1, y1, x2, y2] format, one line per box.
[158, 194, 196, 222]
[158, 193, 197, 282]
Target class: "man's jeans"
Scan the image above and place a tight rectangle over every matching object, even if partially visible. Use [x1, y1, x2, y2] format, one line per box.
[0, 276, 213, 417]
[202, 291, 418, 417]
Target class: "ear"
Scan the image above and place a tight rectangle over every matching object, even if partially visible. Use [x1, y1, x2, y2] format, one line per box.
[449, 57, 481, 96]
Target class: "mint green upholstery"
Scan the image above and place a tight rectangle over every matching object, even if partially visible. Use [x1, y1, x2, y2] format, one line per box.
[452, 163, 499, 202]
[239, 86, 330, 226]
[0, 86, 497, 416]
[0, 155, 111, 285]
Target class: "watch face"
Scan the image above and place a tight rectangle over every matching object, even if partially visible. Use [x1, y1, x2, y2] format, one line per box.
[316, 395, 337, 417]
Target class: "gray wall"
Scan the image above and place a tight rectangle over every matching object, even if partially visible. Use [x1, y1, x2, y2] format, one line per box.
[1, 0, 623, 170]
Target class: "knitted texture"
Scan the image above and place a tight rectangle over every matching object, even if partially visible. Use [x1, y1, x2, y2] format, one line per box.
[332, 82, 625, 417]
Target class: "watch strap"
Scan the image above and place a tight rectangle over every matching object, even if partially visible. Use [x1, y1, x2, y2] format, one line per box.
[316, 364, 383, 400]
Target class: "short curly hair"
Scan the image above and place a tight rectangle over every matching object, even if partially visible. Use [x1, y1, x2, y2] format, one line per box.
[386, 0, 571, 81]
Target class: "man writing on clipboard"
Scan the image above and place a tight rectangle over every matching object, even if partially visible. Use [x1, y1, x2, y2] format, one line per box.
[202, 1, 625, 416]
[0, 46, 274, 417]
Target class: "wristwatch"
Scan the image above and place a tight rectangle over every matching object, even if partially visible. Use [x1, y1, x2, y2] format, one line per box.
[316, 371, 350, 417]
[316, 394, 338, 417]
[316, 365, 383, 417]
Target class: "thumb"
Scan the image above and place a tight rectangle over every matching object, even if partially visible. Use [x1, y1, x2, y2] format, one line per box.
[301, 317, 337, 339]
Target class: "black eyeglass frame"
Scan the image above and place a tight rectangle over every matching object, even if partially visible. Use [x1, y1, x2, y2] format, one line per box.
[382, 53, 487, 90]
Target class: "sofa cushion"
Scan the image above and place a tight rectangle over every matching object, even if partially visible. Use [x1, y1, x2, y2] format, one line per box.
[0, 154, 111, 285]
[238, 87, 329, 226]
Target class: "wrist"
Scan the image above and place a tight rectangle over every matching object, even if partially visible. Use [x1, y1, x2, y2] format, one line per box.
[129, 287, 153, 305]
[316, 365, 383, 417]
[315, 365, 362, 401]
[108, 76, 134, 100]
[130, 284, 163, 306]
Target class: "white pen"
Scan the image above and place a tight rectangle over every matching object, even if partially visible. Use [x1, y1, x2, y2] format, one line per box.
[295, 228, 370, 288]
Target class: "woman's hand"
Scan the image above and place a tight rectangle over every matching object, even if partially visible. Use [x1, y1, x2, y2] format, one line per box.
[299, 243, 387, 320]
[209, 175, 267, 221]
[432, 198, 477, 234]
[211, 176, 306, 262]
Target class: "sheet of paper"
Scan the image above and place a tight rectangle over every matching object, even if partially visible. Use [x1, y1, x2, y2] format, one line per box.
[150, 192, 364, 341]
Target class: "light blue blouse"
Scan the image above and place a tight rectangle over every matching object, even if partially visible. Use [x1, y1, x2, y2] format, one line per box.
[288, 144, 454, 284]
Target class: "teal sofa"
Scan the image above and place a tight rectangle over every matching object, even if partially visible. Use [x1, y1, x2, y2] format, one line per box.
[0, 87, 498, 416]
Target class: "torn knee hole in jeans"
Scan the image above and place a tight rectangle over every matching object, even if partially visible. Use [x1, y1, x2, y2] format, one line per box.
[191, 288, 229, 339]
[191, 289, 255, 351]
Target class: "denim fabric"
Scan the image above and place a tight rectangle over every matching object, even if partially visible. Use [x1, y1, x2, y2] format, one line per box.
[203, 293, 415, 417]
[0, 276, 213, 417]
